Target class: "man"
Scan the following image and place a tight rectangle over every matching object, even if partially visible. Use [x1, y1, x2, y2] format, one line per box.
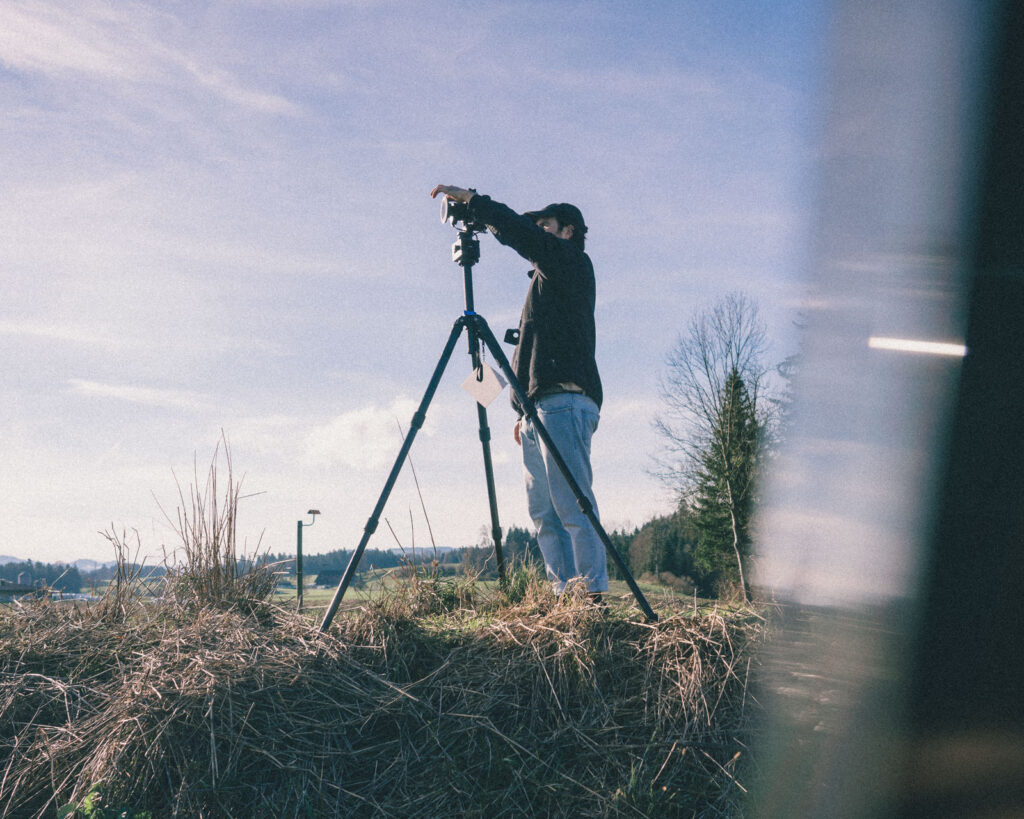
[430, 185, 608, 600]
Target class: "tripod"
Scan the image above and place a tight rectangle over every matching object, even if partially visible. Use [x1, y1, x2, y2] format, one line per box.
[318, 227, 657, 632]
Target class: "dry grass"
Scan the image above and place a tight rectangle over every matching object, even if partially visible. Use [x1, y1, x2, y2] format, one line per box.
[0, 445, 764, 817]
[0, 577, 763, 818]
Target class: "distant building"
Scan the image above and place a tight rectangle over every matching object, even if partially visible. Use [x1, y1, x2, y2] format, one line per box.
[0, 576, 40, 598]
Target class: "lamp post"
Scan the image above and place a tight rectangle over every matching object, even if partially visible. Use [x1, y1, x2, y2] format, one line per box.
[296, 509, 319, 611]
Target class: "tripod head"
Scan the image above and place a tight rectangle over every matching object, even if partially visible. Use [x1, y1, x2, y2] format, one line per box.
[451, 231, 480, 268]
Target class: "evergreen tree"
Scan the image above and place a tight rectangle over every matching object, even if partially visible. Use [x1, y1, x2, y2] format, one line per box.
[502, 525, 542, 566]
[607, 527, 639, 578]
[690, 368, 762, 596]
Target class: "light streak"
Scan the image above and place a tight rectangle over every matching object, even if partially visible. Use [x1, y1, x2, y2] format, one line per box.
[868, 337, 967, 357]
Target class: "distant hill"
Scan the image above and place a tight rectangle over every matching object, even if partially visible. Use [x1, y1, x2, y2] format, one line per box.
[0, 556, 117, 570]
[74, 559, 116, 572]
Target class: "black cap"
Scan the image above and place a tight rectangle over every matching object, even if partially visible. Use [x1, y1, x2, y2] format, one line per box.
[523, 203, 588, 236]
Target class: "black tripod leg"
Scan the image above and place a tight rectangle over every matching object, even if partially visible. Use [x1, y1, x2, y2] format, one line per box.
[473, 317, 658, 623]
[475, 401, 507, 583]
[466, 320, 506, 584]
[319, 318, 467, 633]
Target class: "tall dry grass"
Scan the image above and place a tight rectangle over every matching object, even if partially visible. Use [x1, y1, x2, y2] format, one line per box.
[156, 437, 279, 614]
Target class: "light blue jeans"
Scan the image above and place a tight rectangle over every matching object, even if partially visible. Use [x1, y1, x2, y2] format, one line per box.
[520, 392, 609, 594]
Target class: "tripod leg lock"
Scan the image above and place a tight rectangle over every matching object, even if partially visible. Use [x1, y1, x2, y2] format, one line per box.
[411, 410, 427, 430]
[364, 517, 379, 536]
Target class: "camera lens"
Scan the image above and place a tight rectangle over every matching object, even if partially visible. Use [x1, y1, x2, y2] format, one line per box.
[440, 197, 460, 225]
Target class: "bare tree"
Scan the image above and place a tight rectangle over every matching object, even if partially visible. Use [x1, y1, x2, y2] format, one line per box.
[654, 292, 771, 599]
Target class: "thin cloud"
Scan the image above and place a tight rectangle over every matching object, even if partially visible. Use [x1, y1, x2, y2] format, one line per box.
[0, 320, 121, 349]
[178, 58, 303, 116]
[68, 379, 209, 410]
[0, 3, 133, 77]
[0, 1, 301, 116]
[305, 398, 436, 471]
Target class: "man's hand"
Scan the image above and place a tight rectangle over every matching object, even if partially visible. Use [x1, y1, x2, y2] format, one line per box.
[430, 184, 474, 204]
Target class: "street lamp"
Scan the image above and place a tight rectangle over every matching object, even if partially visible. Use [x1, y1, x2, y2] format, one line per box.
[296, 509, 319, 612]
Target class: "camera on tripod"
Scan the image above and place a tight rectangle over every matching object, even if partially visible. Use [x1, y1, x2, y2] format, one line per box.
[440, 190, 487, 234]
[440, 191, 485, 266]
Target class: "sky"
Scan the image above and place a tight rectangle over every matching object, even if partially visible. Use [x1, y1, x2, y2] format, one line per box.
[2, 0, 827, 565]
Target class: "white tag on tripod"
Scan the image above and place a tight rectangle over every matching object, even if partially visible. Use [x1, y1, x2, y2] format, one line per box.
[461, 363, 508, 407]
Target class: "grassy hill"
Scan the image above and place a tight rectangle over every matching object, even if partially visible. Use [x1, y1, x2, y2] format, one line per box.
[0, 563, 763, 818]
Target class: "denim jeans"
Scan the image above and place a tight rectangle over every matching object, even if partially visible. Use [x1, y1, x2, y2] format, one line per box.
[520, 392, 609, 593]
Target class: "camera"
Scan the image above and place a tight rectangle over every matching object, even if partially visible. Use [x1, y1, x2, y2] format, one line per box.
[440, 190, 486, 233]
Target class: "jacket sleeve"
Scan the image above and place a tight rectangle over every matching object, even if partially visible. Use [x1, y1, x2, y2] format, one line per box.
[467, 194, 582, 276]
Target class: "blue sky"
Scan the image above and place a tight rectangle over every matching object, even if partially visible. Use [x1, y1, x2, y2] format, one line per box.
[2, 1, 827, 564]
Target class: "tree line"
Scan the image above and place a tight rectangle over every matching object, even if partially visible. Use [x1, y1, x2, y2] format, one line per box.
[0, 561, 84, 593]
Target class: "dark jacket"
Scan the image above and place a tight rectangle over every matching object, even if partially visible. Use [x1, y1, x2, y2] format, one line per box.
[468, 195, 603, 415]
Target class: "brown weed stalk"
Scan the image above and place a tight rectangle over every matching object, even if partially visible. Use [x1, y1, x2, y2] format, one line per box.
[157, 434, 278, 614]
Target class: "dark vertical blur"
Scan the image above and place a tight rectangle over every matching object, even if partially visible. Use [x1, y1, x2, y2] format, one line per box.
[899, 0, 1024, 815]
[751, 0, 1022, 816]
